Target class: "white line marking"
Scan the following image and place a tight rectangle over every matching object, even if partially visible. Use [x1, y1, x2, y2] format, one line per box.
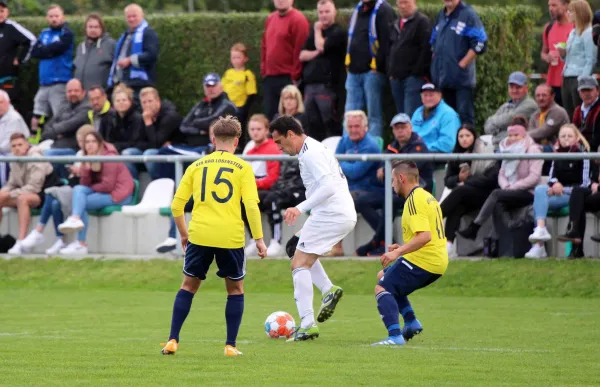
[361, 344, 552, 353]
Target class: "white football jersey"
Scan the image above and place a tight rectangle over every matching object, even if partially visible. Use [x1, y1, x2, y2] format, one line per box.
[298, 137, 357, 221]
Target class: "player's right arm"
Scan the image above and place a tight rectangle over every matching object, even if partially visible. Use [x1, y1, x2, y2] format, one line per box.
[171, 167, 193, 252]
[241, 165, 267, 258]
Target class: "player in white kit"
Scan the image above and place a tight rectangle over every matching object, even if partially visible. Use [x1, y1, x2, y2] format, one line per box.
[269, 116, 357, 341]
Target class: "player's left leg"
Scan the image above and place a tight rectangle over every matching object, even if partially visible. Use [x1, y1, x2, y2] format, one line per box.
[224, 278, 244, 357]
[287, 250, 320, 342]
[372, 263, 405, 346]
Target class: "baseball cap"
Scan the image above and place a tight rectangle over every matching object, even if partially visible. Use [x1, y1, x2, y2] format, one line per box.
[203, 73, 221, 87]
[577, 75, 599, 91]
[390, 113, 411, 126]
[508, 71, 528, 86]
[420, 83, 440, 93]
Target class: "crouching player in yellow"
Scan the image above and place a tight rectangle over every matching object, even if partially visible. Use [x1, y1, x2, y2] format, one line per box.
[372, 160, 448, 346]
[161, 116, 267, 357]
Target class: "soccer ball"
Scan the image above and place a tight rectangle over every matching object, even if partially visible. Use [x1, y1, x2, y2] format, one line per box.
[264, 311, 296, 339]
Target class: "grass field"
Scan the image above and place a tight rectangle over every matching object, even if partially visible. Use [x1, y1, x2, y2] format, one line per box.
[1, 258, 600, 386]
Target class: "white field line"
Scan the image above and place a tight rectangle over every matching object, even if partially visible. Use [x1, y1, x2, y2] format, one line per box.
[360, 344, 553, 353]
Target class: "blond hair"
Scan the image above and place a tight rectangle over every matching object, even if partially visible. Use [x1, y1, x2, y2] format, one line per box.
[248, 114, 270, 130]
[112, 83, 134, 103]
[569, 0, 592, 35]
[559, 123, 590, 151]
[76, 124, 96, 141]
[278, 85, 305, 115]
[211, 115, 242, 141]
[140, 87, 159, 100]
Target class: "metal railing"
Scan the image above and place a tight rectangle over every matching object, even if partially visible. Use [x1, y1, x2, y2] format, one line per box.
[3, 152, 600, 249]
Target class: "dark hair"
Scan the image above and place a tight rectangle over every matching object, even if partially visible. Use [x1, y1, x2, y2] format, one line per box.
[537, 83, 555, 95]
[392, 160, 420, 182]
[453, 123, 478, 153]
[510, 115, 529, 128]
[88, 85, 106, 95]
[270, 115, 304, 136]
[83, 131, 105, 154]
[9, 132, 27, 142]
[85, 13, 106, 35]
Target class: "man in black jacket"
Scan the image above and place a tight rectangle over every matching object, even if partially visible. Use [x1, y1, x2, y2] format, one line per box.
[299, 0, 347, 141]
[121, 87, 182, 179]
[388, 0, 431, 117]
[0, 0, 36, 113]
[154, 73, 236, 180]
[344, 0, 396, 138]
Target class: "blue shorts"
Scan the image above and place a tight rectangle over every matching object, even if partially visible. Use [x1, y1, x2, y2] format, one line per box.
[183, 242, 246, 281]
[379, 258, 441, 297]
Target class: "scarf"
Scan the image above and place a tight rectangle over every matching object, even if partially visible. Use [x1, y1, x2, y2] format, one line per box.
[499, 138, 527, 185]
[108, 20, 149, 86]
[345, 0, 383, 71]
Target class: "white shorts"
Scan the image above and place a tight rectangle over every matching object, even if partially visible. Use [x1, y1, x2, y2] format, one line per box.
[296, 216, 356, 256]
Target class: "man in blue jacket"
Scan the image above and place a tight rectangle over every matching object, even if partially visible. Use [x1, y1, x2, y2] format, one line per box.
[327, 110, 382, 256]
[411, 83, 460, 153]
[355, 112, 433, 256]
[108, 4, 159, 106]
[430, 0, 487, 125]
[30, 4, 73, 133]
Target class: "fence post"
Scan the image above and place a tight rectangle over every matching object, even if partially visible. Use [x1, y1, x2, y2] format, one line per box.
[384, 159, 393, 249]
[174, 159, 184, 256]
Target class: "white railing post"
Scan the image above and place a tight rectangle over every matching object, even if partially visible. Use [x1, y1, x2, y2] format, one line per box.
[384, 159, 393, 249]
[174, 159, 184, 256]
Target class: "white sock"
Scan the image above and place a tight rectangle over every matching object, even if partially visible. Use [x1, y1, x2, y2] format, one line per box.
[446, 241, 453, 251]
[310, 259, 333, 295]
[292, 267, 314, 328]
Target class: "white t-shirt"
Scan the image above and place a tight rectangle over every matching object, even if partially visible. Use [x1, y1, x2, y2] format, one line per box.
[298, 137, 357, 221]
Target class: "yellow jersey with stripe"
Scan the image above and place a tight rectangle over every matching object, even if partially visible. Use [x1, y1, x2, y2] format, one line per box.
[171, 150, 263, 248]
[402, 187, 448, 275]
[222, 68, 258, 108]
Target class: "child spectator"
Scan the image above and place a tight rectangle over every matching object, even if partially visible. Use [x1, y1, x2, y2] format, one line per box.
[20, 125, 96, 255]
[273, 85, 309, 131]
[222, 43, 257, 130]
[527, 124, 593, 258]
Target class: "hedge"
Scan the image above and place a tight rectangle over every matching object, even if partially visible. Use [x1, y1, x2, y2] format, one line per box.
[14, 4, 540, 138]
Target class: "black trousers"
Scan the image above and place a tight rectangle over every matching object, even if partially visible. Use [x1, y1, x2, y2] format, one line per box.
[568, 186, 600, 238]
[303, 83, 341, 141]
[440, 185, 492, 242]
[262, 75, 292, 120]
[474, 188, 534, 225]
[1, 78, 21, 114]
[241, 188, 305, 243]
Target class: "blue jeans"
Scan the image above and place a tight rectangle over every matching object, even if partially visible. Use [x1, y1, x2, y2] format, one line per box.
[389, 76, 425, 117]
[121, 147, 159, 179]
[533, 184, 571, 220]
[71, 185, 133, 241]
[353, 190, 385, 231]
[156, 145, 208, 180]
[44, 148, 77, 178]
[345, 71, 386, 137]
[441, 87, 475, 125]
[39, 195, 64, 237]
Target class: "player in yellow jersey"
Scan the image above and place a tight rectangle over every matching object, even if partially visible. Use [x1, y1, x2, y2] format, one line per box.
[160, 116, 267, 357]
[372, 160, 448, 346]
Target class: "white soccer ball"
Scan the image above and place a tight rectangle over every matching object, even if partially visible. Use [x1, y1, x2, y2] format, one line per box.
[264, 311, 296, 339]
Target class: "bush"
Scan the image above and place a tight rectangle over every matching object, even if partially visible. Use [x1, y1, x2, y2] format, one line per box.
[15, 4, 540, 137]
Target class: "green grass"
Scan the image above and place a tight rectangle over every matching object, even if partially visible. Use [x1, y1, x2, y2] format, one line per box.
[1, 258, 600, 386]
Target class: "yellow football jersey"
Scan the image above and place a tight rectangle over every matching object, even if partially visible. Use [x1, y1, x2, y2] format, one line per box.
[401, 187, 448, 275]
[171, 150, 263, 248]
[222, 68, 257, 108]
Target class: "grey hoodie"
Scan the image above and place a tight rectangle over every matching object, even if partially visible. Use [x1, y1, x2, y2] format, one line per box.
[73, 33, 116, 90]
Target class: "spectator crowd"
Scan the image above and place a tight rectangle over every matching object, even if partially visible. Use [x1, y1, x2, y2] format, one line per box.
[1, 0, 600, 259]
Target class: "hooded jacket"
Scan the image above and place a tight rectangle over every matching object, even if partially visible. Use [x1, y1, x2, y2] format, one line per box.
[498, 135, 543, 193]
[411, 100, 461, 153]
[1, 145, 53, 197]
[0, 105, 30, 154]
[42, 98, 91, 150]
[73, 33, 116, 89]
[79, 142, 134, 203]
[30, 22, 74, 86]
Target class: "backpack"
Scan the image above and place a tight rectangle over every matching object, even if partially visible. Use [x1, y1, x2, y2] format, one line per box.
[544, 21, 555, 43]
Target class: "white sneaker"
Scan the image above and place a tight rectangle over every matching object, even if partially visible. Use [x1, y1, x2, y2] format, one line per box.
[447, 242, 457, 258]
[59, 241, 88, 255]
[525, 243, 547, 259]
[528, 227, 552, 243]
[244, 242, 258, 257]
[45, 239, 66, 255]
[156, 237, 177, 253]
[266, 240, 284, 257]
[21, 229, 45, 250]
[7, 240, 24, 255]
[58, 216, 85, 233]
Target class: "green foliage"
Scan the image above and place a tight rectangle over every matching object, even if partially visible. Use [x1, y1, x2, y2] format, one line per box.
[15, 4, 540, 133]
